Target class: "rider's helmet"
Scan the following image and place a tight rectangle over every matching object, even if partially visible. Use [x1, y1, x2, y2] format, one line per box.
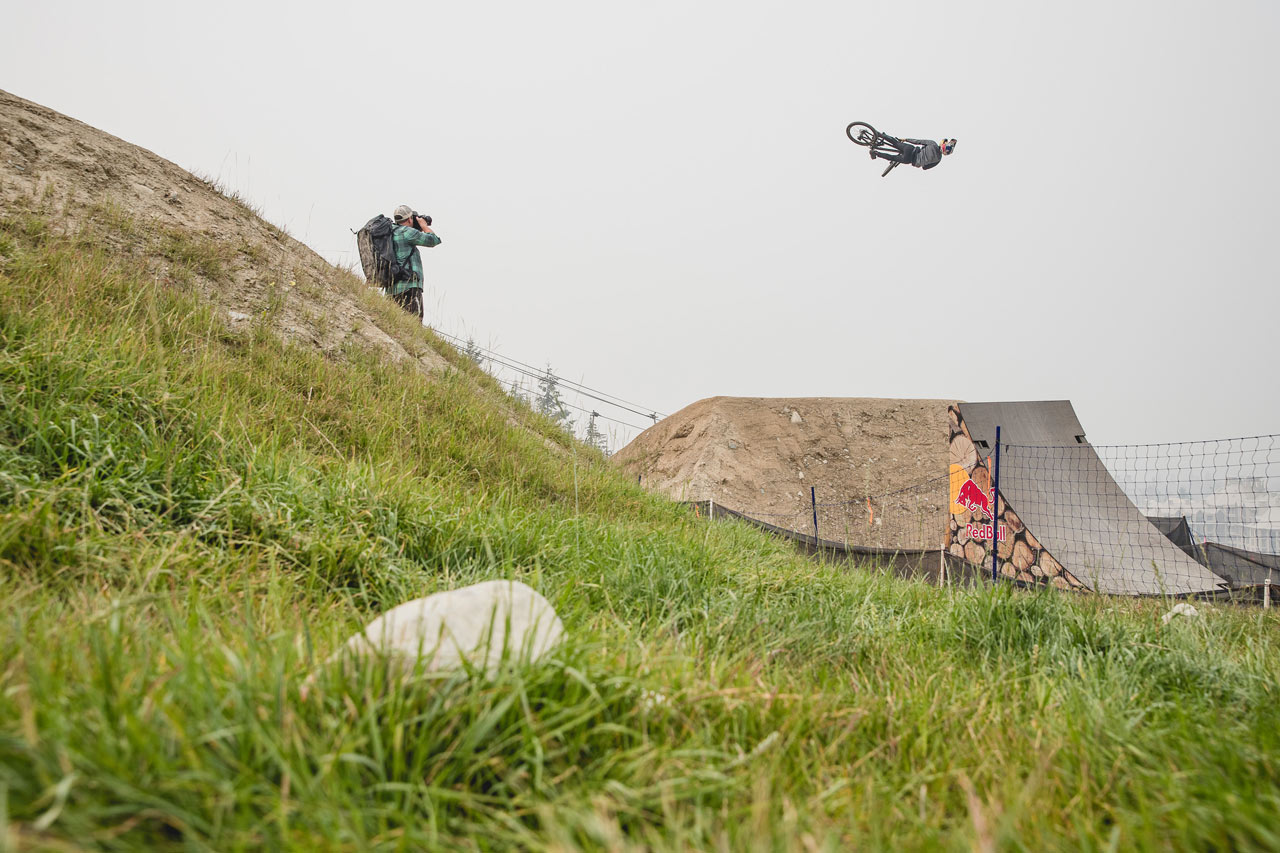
[942, 139, 957, 155]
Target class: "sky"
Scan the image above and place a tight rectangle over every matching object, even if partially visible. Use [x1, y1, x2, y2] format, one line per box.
[3, 0, 1278, 452]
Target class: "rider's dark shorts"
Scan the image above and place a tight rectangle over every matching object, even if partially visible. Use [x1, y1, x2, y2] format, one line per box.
[890, 140, 920, 165]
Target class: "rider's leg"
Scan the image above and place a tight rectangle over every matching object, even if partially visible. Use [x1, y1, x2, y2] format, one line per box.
[875, 143, 918, 165]
[392, 287, 425, 322]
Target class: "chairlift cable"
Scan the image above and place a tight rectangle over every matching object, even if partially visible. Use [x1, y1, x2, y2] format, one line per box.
[436, 328, 664, 417]
[432, 329, 665, 421]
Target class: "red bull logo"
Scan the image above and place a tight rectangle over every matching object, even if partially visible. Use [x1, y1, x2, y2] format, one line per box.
[955, 478, 992, 517]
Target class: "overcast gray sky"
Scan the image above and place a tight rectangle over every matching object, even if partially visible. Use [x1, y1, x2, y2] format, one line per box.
[4, 0, 1277, 450]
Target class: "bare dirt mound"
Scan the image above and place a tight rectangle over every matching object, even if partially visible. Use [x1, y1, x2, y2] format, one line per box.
[612, 396, 959, 549]
[0, 89, 447, 374]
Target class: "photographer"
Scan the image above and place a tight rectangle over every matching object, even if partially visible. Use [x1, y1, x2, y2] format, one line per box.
[388, 204, 442, 321]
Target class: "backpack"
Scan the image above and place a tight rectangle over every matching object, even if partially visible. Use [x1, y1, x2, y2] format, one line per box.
[355, 214, 415, 289]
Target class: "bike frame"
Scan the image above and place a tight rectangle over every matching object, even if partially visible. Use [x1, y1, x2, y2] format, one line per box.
[846, 122, 913, 177]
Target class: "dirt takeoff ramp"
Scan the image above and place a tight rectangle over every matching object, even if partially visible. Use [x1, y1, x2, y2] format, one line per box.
[612, 396, 956, 552]
[955, 401, 1228, 596]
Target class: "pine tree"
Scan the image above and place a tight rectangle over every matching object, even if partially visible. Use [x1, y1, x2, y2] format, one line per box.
[585, 411, 610, 455]
[536, 365, 573, 432]
[508, 378, 530, 407]
[462, 337, 485, 367]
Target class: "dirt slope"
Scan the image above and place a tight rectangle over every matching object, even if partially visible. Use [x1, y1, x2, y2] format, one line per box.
[613, 396, 959, 549]
[0, 88, 448, 374]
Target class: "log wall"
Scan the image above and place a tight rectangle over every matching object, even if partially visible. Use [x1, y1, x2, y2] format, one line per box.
[945, 406, 1087, 590]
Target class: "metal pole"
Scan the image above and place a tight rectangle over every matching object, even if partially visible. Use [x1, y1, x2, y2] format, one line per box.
[709, 497, 714, 522]
[1266, 569, 1272, 609]
[811, 486, 819, 544]
[991, 425, 1002, 583]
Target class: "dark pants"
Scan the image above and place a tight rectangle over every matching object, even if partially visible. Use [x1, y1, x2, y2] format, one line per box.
[391, 287, 423, 322]
[877, 139, 919, 165]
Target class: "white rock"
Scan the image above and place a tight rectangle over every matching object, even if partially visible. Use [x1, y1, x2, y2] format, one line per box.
[1162, 603, 1200, 624]
[790, 411, 803, 424]
[339, 580, 564, 677]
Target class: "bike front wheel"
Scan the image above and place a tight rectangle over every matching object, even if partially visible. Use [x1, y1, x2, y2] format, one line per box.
[845, 121, 878, 146]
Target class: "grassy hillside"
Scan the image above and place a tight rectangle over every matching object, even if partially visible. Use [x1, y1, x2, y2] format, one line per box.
[3, 196, 1280, 851]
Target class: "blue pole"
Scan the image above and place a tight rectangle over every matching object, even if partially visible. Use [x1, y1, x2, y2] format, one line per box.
[991, 425, 1002, 583]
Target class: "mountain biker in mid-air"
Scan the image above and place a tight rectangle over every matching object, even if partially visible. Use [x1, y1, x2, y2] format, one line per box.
[871, 136, 957, 170]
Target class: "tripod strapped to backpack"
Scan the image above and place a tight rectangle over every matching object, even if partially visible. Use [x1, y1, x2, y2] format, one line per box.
[355, 214, 415, 289]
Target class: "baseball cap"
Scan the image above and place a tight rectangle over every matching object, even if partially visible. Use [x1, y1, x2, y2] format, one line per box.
[393, 204, 413, 221]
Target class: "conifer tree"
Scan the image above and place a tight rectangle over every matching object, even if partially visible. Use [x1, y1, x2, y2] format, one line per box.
[508, 378, 530, 407]
[536, 365, 573, 432]
[463, 337, 485, 367]
[585, 411, 610, 455]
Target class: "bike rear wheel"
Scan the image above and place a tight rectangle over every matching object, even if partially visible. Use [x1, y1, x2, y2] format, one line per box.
[845, 121, 878, 146]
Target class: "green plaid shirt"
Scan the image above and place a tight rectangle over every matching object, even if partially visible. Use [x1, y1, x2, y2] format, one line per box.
[390, 225, 442, 295]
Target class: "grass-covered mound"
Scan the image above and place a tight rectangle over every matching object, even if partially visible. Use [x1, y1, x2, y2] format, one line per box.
[2, 200, 1280, 850]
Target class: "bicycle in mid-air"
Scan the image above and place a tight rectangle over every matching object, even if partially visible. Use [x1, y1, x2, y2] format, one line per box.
[845, 121, 907, 177]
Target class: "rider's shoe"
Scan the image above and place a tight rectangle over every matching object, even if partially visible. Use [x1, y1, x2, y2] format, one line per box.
[870, 151, 877, 160]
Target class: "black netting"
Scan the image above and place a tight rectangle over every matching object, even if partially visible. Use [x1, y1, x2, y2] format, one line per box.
[995, 435, 1279, 597]
[688, 432, 1279, 602]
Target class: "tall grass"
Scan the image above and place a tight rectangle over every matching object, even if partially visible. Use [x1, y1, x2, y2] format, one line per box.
[2, 198, 1280, 850]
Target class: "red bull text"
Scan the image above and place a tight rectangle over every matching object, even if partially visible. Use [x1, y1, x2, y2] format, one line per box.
[965, 523, 1007, 542]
